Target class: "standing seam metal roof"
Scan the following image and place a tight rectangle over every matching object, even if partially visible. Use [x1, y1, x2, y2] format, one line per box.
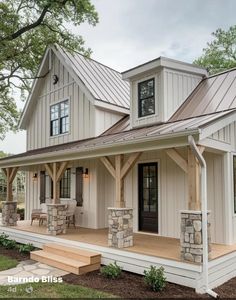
[58, 47, 130, 109]
[170, 68, 236, 121]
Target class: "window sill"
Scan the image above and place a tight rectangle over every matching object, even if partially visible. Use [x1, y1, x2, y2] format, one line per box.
[49, 132, 70, 139]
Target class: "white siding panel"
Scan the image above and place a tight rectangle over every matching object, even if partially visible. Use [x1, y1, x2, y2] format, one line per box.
[95, 108, 123, 136]
[26, 53, 96, 150]
[164, 69, 202, 121]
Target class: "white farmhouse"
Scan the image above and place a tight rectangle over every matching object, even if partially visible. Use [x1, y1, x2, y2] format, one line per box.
[1, 45, 236, 294]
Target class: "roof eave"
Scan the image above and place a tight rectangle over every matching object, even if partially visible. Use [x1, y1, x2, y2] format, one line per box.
[0, 129, 199, 168]
[122, 56, 207, 80]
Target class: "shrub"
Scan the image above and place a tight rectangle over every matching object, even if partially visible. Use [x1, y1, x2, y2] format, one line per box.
[101, 262, 122, 279]
[144, 266, 166, 292]
[2, 239, 17, 249]
[18, 243, 35, 253]
[0, 233, 9, 246]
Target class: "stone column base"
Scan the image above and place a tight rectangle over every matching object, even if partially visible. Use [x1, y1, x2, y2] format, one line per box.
[180, 210, 211, 263]
[108, 207, 133, 248]
[2, 201, 18, 226]
[47, 204, 67, 235]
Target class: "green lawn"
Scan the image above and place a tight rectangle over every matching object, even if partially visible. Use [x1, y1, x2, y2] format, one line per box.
[0, 282, 116, 298]
[0, 255, 18, 271]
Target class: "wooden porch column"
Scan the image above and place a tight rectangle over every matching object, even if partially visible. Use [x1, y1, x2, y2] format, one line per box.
[100, 152, 142, 208]
[45, 161, 68, 204]
[166, 146, 205, 211]
[187, 146, 205, 210]
[2, 167, 19, 202]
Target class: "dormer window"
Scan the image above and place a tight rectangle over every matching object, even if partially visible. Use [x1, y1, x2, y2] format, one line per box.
[50, 100, 69, 136]
[138, 78, 155, 118]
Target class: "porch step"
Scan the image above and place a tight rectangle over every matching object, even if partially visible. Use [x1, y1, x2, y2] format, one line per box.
[30, 244, 101, 275]
[43, 243, 101, 264]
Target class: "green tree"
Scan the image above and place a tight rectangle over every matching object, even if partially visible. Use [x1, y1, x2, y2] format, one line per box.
[194, 26, 236, 75]
[0, 0, 98, 139]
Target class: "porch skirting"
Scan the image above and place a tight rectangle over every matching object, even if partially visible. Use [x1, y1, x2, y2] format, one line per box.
[2, 201, 17, 226]
[108, 208, 133, 248]
[180, 210, 211, 263]
[47, 204, 67, 235]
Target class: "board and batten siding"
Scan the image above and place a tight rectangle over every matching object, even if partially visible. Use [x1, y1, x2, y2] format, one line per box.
[130, 68, 202, 128]
[96, 150, 225, 243]
[163, 68, 202, 121]
[26, 52, 124, 150]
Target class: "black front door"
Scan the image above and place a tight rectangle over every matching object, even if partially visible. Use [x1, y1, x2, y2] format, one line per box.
[138, 163, 158, 233]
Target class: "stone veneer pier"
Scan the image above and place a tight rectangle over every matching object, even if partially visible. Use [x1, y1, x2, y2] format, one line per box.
[180, 210, 211, 263]
[47, 204, 67, 235]
[108, 207, 133, 248]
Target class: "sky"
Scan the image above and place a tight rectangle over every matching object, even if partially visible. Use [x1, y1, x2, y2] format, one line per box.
[1, 0, 236, 154]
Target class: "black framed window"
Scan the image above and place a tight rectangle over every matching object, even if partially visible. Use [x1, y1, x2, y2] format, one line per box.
[60, 169, 71, 198]
[138, 78, 155, 118]
[50, 100, 69, 136]
[233, 156, 236, 213]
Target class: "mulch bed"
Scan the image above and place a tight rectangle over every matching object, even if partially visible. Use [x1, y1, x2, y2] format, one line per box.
[2, 247, 236, 298]
[0, 245, 30, 261]
[63, 270, 210, 298]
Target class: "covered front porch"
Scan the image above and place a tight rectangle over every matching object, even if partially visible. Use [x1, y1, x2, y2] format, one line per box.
[1, 220, 236, 294]
[7, 220, 236, 262]
[0, 114, 234, 274]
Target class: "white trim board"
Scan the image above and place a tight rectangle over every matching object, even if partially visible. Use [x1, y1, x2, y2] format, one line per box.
[2, 226, 236, 293]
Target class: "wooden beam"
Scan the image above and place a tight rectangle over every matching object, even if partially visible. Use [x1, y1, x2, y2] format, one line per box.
[121, 152, 142, 179]
[166, 149, 188, 173]
[100, 157, 116, 178]
[56, 161, 68, 182]
[9, 167, 18, 184]
[45, 163, 53, 179]
[115, 155, 124, 208]
[52, 162, 58, 204]
[187, 147, 201, 210]
[6, 168, 13, 202]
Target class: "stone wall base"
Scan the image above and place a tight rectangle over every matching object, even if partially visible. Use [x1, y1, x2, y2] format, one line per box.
[108, 208, 133, 248]
[2, 201, 18, 226]
[47, 204, 67, 235]
[180, 210, 211, 263]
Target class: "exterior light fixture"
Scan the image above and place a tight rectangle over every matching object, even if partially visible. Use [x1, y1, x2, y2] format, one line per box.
[83, 168, 89, 178]
[32, 173, 38, 181]
[52, 74, 59, 85]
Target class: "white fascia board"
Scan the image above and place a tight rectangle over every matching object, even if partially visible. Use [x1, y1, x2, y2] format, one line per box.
[122, 56, 207, 80]
[199, 138, 232, 153]
[160, 57, 208, 76]
[0, 130, 199, 168]
[94, 100, 130, 115]
[199, 110, 236, 140]
[122, 59, 161, 80]
[19, 47, 51, 129]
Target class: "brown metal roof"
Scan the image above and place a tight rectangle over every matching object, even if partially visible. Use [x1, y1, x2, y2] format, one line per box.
[170, 68, 236, 121]
[1, 110, 234, 165]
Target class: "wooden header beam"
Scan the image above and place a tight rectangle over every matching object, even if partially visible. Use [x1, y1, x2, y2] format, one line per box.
[44, 161, 68, 204]
[100, 152, 142, 208]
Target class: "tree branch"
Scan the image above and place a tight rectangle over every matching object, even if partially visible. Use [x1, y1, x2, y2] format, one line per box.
[1, 4, 51, 41]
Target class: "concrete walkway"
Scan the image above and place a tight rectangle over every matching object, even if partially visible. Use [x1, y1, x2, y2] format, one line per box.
[0, 260, 68, 285]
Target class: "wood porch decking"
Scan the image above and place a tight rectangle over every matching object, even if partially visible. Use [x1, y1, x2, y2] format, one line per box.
[12, 220, 236, 262]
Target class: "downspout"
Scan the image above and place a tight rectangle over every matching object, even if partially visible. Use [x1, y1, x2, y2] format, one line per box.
[188, 136, 218, 298]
